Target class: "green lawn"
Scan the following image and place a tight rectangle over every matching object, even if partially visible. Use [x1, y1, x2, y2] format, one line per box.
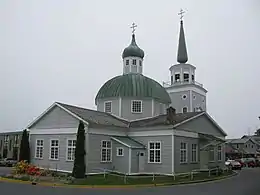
[71, 170, 234, 185]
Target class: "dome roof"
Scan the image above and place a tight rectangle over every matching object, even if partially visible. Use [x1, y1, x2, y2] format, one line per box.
[95, 73, 171, 105]
[122, 34, 144, 59]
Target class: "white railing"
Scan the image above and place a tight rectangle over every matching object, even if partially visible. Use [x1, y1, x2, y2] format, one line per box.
[163, 80, 203, 88]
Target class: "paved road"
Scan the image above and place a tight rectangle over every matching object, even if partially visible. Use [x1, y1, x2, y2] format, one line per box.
[1, 168, 260, 195]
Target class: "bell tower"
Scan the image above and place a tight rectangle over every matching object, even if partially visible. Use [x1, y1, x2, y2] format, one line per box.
[163, 9, 207, 113]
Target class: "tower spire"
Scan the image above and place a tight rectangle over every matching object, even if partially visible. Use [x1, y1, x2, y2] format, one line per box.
[177, 9, 188, 64]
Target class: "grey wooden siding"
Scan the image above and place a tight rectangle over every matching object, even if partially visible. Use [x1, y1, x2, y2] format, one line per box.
[132, 135, 172, 174]
[174, 136, 200, 173]
[30, 134, 77, 172]
[177, 115, 225, 137]
[87, 134, 112, 173]
[111, 141, 129, 173]
[30, 106, 79, 129]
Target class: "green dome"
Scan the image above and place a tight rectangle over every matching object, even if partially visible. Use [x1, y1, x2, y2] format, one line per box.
[95, 73, 171, 105]
[122, 34, 144, 59]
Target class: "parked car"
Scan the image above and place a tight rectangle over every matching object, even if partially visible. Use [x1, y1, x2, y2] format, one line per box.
[235, 159, 246, 167]
[225, 160, 242, 170]
[0, 158, 18, 167]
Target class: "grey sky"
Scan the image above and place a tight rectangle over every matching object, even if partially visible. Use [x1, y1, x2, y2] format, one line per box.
[0, 0, 259, 138]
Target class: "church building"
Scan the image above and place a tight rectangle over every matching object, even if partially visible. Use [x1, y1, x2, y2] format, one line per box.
[25, 18, 227, 175]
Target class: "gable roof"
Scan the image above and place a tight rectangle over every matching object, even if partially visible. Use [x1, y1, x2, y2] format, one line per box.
[129, 112, 202, 128]
[226, 137, 260, 145]
[26, 102, 226, 136]
[26, 102, 129, 129]
[111, 136, 145, 149]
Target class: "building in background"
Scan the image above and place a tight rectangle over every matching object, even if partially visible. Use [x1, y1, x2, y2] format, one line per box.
[0, 130, 23, 160]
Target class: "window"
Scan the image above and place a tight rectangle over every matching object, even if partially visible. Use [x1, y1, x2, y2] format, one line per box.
[49, 140, 59, 160]
[116, 147, 124, 156]
[35, 139, 44, 159]
[104, 101, 112, 113]
[191, 75, 194, 81]
[183, 73, 189, 82]
[171, 75, 174, 84]
[182, 107, 188, 113]
[209, 146, 215, 162]
[14, 135, 19, 145]
[148, 141, 161, 163]
[139, 60, 142, 66]
[236, 144, 239, 148]
[131, 100, 142, 113]
[101, 140, 112, 162]
[175, 74, 180, 82]
[191, 144, 198, 162]
[133, 59, 136, 65]
[252, 145, 254, 148]
[193, 95, 196, 100]
[126, 59, 129, 65]
[182, 94, 187, 99]
[9, 139, 12, 151]
[180, 142, 187, 163]
[67, 140, 76, 161]
[217, 145, 222, 161]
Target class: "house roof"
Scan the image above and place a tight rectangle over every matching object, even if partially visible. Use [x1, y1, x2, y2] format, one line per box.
[129, 112, 203, 128]
[111, 136, 145, 149]
[26, 102, 226, 136]
[226, 137, 260, 145]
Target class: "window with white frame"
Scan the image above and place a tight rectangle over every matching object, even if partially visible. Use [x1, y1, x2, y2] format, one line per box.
[35, 139, 44, 159]
[104, 101, 112, 113]
[191, 144, 198, 162]
[180, 142, 187, 163]
[50, 140, 59, 160]
[101, 140, 112, 162]
[116, 147, 124, 156]
[132, 59, 137, 65]
[67, 140, 76, 161]
[148, 141, 161, 163]
[209, 146, 215, 161]
[217, 145, 222, 161]
[132, 100, 142, 113]
[126, 59, 129, 65]
[182, 107, 188, 113]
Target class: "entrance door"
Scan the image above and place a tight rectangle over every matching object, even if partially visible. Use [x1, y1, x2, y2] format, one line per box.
[200, 150, 209, 169]
[138, 152, 145, 172]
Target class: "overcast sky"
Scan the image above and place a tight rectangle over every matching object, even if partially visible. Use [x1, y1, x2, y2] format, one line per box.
[0, 0, 259, 138]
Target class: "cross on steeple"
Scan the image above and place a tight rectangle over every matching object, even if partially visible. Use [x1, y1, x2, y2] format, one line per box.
[130, 23, 137, 34]
[178, 9, 185, 21]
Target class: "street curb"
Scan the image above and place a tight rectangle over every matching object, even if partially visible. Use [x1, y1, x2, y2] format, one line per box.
[0, 171, 238, 189]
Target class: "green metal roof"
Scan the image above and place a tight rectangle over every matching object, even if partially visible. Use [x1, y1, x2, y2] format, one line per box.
[95, 73, 171, 104]
[122, 34, 144, 59]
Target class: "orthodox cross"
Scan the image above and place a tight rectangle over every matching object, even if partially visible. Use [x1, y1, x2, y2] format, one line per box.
[178, 9, 185, 20]
[130, 23, 137, 34]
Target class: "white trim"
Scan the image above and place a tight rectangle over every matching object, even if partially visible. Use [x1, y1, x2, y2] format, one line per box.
[89, 129, 125, 136]
[151, 99, 154, 116]
[29, 128, 77, 135]
[191, 143, 198, 163]
[166, 86, 207, 96]
[104, 101, 112, 113]
[66, 138, 76, 162]
[171, 132, 175, 174]
[131, 100, 143, 113]
[148, 141, 162, 164]
[128, 148, 132, 174]
[119, 97, 122, 117]
[129, 130, 199, 138]
[180, 142, 188, 164]
[111, 137, 131, 148]
[100, 140, 112, 163]
[35, 139, 44, 159]
[116, 147, 124, 156]
[189, 90, 193, 112]
[49, 139, 59, 161]
[26, 102, 89, 129]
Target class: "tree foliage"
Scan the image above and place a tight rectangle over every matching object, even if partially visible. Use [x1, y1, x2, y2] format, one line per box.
[72, 121, 86, 178]
[19, 129, 30, 163]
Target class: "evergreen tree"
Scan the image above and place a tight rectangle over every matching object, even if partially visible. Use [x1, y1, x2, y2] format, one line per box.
[72, 121, 86, 178]
[19, 129, 30, 163]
